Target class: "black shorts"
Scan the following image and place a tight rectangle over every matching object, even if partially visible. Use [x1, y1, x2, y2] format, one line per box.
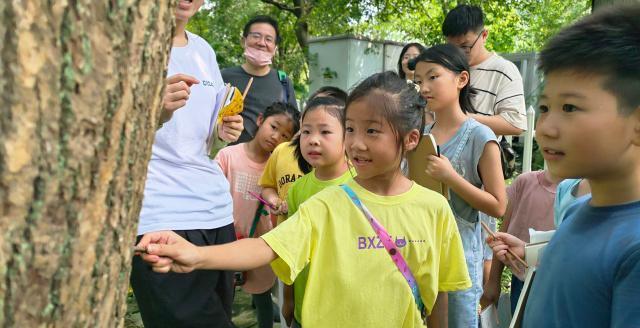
[131, 224, 236, 328]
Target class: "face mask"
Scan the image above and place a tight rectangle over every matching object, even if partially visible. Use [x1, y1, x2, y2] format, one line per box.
[244, 46, 274, 67]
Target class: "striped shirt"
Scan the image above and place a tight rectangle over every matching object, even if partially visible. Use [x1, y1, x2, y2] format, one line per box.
[470, 53, 527, 131]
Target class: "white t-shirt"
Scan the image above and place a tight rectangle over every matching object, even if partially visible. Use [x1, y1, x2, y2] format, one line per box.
[470, 53, 527, 130]
[138, 31, 233, 235]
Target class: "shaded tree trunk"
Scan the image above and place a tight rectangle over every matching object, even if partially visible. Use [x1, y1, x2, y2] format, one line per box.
[0, 1, 174, 326]
[592, 0, 638, 10]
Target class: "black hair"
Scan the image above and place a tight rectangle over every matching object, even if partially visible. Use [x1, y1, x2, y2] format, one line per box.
[292, 97, 346, 173]
[442, 4, 485, 37]
[539, 3, 640, 115]
[243, 15, 281, 44]
[397, 43, 426, 80]
[308, 86, 348, 103]
[261, 101, 300, 135]
[409, 44, 477, 115]
[345, 71, 426, 158]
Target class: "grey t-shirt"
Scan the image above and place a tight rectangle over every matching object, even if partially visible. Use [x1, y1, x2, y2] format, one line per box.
[221, 66, 297, 143]
[426, 118, 498, 223]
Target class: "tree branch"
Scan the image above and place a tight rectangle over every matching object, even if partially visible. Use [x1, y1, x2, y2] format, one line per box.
[261, 0, 296, 14]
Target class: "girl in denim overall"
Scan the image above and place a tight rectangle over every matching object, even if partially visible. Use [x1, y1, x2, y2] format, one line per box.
[411, 44, 507, 327]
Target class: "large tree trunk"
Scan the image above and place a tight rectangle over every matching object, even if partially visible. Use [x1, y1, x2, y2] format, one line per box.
[0, 1, 174, 326]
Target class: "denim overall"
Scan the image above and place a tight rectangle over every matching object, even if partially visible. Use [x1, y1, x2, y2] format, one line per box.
[426, 121, 483, 328]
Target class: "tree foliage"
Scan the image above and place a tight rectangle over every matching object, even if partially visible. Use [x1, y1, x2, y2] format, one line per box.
[189, 0, 590, 99]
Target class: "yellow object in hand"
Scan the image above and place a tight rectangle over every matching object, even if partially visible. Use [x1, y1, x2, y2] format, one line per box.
[217, 85, 244, 124]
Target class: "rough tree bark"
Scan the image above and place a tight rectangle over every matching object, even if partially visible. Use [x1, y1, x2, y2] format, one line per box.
[0, 1, 174, 327]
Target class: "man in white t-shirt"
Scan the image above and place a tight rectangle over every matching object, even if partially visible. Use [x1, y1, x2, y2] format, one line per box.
[130, 1, 243, 327]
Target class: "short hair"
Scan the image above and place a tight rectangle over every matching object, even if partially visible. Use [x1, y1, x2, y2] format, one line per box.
[442, 4, 485, 37]
[243, 15, 281, 44]
[397, 43, 426, 79]
[308, 86, 348, 103]
[539, 3, 640, 114]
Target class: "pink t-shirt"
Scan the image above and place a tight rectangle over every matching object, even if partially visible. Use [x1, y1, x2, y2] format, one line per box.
[216, 143, 275, 294]
[505, 170, 558, 242]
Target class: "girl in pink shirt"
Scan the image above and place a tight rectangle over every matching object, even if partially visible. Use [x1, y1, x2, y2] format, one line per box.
[481, 169, 562, 314]
[216, 102, 299, 328]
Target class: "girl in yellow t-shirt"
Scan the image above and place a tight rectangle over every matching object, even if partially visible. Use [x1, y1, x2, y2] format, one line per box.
[138, 71, 471, 328]
[282, 96, 352, 327]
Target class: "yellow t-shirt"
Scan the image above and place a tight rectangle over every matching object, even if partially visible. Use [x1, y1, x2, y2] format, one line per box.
[258, 141, 303, 224]
[261, 180, 471, 327]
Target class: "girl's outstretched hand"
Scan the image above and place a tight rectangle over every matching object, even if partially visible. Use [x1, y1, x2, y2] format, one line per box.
[425, 154, 457, 183]
[135, 231, 202, 273]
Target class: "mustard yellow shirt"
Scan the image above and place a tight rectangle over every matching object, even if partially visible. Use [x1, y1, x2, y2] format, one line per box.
[262, 180, 471, 327]
[258, 141, 303, 224]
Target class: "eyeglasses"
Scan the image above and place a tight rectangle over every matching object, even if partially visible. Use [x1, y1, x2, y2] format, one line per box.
[458, 31, 484, 53]
[246, 32, 276, 46]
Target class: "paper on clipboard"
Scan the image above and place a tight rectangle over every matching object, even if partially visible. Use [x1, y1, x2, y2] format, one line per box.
[480, 304, 500, 328]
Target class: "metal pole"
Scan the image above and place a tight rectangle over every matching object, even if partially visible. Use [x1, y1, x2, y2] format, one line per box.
[522, 105, 536, 173]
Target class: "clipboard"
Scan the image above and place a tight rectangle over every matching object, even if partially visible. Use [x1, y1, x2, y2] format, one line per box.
[509, 230, 553, 328]
[509, 268, 536, 328]
[407, 133, 450, 199]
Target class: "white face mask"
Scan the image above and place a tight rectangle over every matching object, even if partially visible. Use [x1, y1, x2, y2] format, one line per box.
[244, 46, 274, 67]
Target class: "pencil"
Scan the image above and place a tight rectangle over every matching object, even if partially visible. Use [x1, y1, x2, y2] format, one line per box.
[242, 77, 254, 98]
[480, 221, 528, 268]
[248, 191, 276, 211]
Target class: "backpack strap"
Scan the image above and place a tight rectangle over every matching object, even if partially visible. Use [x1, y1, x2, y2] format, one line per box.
[340, 184, 425, 314]
[277, 70, 290, 103]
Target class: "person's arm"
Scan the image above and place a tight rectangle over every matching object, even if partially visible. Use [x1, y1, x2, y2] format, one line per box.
[214, 148, 229, 178]
[611, 248, 640, 326]
[472, 68, 526, 136]
[261, 187, 287, 215]
[261, 187, 279, 206]
[469, 113, 523, 136]
[137, 231, 277, 273]
[426, 292, 448, 328]
[480, 214, 511, 309]
[159, 74, 200, 127]
[425, 142, 507, 218]
[282, 284, 295, 326]
[209, 125, 228, 158]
